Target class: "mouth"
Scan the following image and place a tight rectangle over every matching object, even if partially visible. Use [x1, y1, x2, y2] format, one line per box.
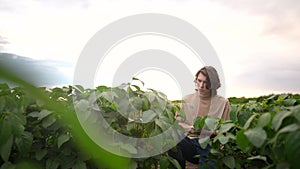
[198, 89, 206, 93]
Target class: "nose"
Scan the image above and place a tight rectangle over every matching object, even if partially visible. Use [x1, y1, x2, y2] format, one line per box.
[199, 82, 205, 88]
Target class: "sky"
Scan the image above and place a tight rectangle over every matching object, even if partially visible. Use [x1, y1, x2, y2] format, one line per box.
[0, 0, 300, 99]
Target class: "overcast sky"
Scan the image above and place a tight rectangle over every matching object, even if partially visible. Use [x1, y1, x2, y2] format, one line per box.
[0, 0, 299, 99]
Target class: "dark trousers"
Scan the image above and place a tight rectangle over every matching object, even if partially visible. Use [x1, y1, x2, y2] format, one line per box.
[168, 137, 214, 169]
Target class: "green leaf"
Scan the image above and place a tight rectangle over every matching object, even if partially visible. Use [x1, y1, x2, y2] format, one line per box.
[130, 96, 143, 110]
[0, 135, 13, 161]
[4, 97, 17, 110]
[42, 115, 57, 128]
[100, 91, 117, 103]
[236, 130, 250, 151]
[167, 156, 182, 169]
[269, 124, 297, 144]
[60, 156, 76, 169]
[73, 161, 87, 169]
[292, 105, 300, 122]
[15, 131, 33, 156]
[205, 117, 218, 130]
[28, 111, 40, 118]
[0, 83, 9, 90]
[141, 97, 150, 110]
[237, 111, 251, 127]
[0, 97, 5, 113]
[285, 131, 300, 169]
[154, 97, 167, 114]
[272, 111, 293, 131]
[276, 124, 299, 136]
[96, 85, 108, 92]
[214, 133, 235, 144]
[46, 158, 60, 169]
[0, 119, 12, 145]
[243, 114, 257, 129]
[144, 92, 156, 102]
[257, 113, 271, 127]
[38, 109, 52, 120]
[244, 127, 267, 148]
[117, 99, 130, 114]
[193, 116, 205, 130]
[57, 134, 70, 148]
[7, 112, 26, 137]
[222, 156, 235, 169]
[219, 123, 235, 134]
[131, 85, 141, 91]
[141, 110, 157, 123]
[132, 77, 144, 86]
[198, 136, 210, 149]
[159, 156, 170, 169]
[15, 161, 40, 169]
[155, 119, 168, 131]
[283, 99, 296, 106]
[0, 162, 15, 169]
[35, 149, 47, 160]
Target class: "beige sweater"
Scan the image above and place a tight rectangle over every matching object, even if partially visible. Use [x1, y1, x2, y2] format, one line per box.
[178, 92, 230, 131]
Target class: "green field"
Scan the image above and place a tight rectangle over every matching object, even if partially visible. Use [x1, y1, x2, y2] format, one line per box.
[1, 67, 300, 169]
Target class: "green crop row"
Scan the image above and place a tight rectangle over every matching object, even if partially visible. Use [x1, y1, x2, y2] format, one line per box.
[1, 65, 299, 169]
[195, 93, 300, 169]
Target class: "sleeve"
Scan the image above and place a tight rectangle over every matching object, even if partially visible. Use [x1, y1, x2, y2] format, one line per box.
[221, 99, 230, 120]
[175, 98, 194, 132]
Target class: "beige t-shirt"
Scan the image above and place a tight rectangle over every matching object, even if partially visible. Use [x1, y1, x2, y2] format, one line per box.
[178, 92, 230, 132]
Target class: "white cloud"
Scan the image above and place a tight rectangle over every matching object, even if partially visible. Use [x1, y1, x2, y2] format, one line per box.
[1, 0, 299, 97]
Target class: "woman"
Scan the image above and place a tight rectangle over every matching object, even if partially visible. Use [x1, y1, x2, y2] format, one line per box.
[169, 66, 230, 169]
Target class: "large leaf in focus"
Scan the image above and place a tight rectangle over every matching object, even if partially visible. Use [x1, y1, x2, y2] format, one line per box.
[237, 111, 251, 127]
[236, 130, 250, 151]
[214, 133, 235, 145]
[244, 127, 267, 148]
[243, 114, 257, 129]
[272, 111, 292, 131]
[292, 105, 300, 122]
[257, 113, 271, 128]
[285, 131, 300, 169]
[205, 117, 218, 130]
[219, 123, 235, 134]
[283, 99, 296, 107]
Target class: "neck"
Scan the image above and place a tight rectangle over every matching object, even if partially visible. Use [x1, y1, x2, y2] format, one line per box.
[198, 90, 211, 99]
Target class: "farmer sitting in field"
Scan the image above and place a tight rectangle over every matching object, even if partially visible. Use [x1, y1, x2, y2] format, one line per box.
[169, 66, 230, 169]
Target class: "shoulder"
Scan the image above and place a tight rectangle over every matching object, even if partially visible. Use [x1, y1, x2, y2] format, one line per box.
[212, 95, 230, 104]
[182, 92, 198, 101]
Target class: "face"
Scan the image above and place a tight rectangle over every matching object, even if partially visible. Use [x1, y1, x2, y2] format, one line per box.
[195, 72, 209, 94]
